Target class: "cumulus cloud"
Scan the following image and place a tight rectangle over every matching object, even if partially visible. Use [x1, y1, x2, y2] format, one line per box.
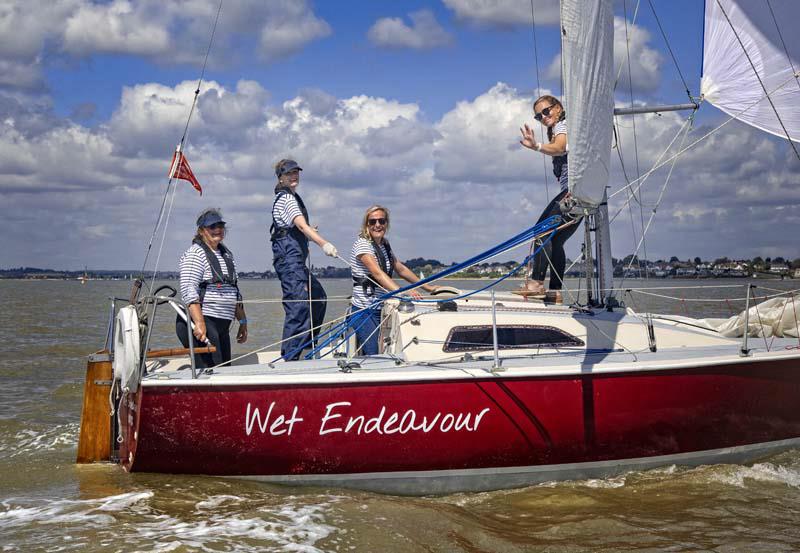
[62, 0, 170, 56]
[367, 10, 453, 50]
[2, 72, 799, 270]
[0, 0, 332, 95]
[256, 5, 331, 62]
[433, 82, 537, 183]
[442, 0, 559, 26]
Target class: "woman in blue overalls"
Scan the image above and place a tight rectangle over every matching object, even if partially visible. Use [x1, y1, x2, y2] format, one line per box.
[271, 159, 339, 360]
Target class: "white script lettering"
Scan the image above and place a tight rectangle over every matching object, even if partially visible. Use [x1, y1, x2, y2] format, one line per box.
[245, 402, 303, 436]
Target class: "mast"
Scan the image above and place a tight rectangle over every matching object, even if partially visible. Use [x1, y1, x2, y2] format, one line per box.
[561, 0, 616, 307]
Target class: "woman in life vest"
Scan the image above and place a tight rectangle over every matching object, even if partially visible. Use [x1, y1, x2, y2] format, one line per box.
[271, 159, 339, 360]
[349, 205, 439, 355]
[519, 94, 580, 304]
[177, 207, 247, 369]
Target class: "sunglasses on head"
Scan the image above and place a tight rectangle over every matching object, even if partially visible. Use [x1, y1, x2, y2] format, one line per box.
[534, 105, 555, 122]
[206, 222, 226, 230]
[367, 218, 387, 226]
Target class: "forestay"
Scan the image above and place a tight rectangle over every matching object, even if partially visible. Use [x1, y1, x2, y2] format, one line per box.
[561, 0, 615, 208]
[702, 0, 800, 142]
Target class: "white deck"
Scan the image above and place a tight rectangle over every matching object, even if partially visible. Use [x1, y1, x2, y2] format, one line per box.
[141, 293, 800, 387]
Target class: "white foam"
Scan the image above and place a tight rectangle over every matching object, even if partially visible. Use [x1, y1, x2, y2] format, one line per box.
[711, 462, 800, 489]
[195, 494, 244, 510]
[2, 491, 339, 552]
[0, 423, 78, 459]
[128, 499, 338, 552]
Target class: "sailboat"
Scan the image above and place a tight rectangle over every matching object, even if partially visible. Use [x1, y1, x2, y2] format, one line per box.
[77, 0, 800, 495]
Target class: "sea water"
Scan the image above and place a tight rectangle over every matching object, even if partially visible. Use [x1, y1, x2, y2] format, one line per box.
[2, 278, 800, 552]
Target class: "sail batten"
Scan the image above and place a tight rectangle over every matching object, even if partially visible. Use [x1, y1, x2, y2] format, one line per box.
[702, 0, 800, 144]
[561, 0, 615, 207]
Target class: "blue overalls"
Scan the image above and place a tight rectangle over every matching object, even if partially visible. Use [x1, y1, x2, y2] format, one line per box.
[271, 190, 327, 360]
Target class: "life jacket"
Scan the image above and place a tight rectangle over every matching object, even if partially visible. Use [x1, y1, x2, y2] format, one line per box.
[270, 188, 309, 249]
[353, 239, 394, 297]
[192, 238, 238, 304]
[550, 111, 568, 181]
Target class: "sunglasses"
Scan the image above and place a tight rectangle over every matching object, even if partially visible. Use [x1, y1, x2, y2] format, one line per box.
[206, 222, 226, 230]
[367, 218, 387, 226]
[534, 105, 555, 122]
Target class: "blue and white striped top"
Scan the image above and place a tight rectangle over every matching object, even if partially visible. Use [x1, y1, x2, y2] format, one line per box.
[350, 237, 392, 309]
[272, 193, 304, 229]
[179, 243, 239, 320]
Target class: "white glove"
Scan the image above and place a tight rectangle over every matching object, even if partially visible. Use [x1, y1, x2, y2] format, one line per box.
[322, 242, 338, 258]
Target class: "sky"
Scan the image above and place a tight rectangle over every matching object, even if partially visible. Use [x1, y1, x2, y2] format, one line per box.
[1, 0, 798, 272]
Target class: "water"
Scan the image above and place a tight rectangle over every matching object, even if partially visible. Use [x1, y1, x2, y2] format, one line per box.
[2, 278, 800, 551]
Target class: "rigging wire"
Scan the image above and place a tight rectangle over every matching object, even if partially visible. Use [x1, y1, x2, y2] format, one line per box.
[647, 0, 693, 101]
[609, 70, 799, 201]
[616, 113, 695, 291]
[623, 0, 647, 278]
[610, 112, 695, 224]
[714, 0, 800, 161]
[620, 0, 647, 278]
[138, 0, 224, 294]
[529, 0, 550, 201]
[765, 0, 800, 92]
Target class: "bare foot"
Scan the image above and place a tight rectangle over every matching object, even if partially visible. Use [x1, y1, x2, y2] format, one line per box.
[524, 281, 546, 294]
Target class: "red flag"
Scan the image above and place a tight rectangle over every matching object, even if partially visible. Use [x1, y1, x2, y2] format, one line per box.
[168, 148, 202, 195]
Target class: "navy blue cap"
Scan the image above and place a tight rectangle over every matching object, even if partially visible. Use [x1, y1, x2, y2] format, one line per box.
[276, 159, 303, 178]
[196, 208, 225, 228]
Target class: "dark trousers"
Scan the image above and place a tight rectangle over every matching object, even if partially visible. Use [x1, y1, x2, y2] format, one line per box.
[272, 238, 327, 360]
[348, 307, 382, 355]
[530, 189, 581, 290]
[176, 314, 232, 369]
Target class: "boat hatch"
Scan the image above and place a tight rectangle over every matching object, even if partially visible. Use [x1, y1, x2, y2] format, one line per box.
[443, 325, 584, 352]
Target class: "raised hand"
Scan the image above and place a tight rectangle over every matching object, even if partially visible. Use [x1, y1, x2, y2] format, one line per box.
[520, 124, 538, 150]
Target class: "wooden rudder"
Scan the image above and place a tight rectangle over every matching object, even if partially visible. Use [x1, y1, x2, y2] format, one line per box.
[76, 352, 113, 463]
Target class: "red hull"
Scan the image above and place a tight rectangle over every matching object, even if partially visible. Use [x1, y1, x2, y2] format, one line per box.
[121, 358, 800, 488]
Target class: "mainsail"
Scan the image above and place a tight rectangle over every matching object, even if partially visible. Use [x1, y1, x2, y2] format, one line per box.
[702, 0, 800, 142]
[561, 0, 615, 207]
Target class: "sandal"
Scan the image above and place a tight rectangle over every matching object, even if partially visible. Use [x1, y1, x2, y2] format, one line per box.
[545, 290, 563, 304]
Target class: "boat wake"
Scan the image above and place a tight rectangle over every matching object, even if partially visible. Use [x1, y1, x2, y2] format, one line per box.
[0, 490, 339, 552]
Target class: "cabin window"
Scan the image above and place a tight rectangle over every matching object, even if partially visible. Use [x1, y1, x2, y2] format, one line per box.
[443, 325, 584, 352]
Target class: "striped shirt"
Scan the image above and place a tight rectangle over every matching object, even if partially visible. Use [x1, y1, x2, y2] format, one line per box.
[350, 237, 392, 309]
[272, 193, 304, 229]
[179, 243, 239, 320]
[552, 120, 569, 191]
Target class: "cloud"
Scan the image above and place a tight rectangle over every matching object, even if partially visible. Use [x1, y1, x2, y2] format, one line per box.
[442, 0, 559, 26]
[2, 72, 799, 271]
[0, 0, 332, 96]
[546, 16, 663, 93]
[433, 82, 538, 183]
[367, 10, 453, 50]
[62, 0, 170, 57]
[256, 4, 332, 62]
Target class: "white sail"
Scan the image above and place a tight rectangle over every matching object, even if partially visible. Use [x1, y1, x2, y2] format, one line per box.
[561, 0, 615, 207]
[702, 0, 800, 142]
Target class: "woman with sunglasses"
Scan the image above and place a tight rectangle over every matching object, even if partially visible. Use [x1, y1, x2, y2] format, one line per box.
[349, 205, 439, 355]
[177, 207, 248, 369]
[519, 94, 580, 304]
[270, 159, 339, 360]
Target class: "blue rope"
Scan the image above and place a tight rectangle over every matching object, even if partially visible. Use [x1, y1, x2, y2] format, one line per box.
[299, 217, 565, 360]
